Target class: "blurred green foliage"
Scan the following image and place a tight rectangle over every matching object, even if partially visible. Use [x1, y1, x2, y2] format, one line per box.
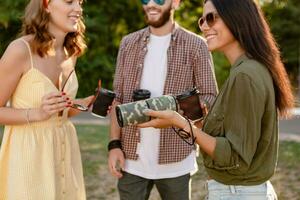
[0, 0, 299, 97]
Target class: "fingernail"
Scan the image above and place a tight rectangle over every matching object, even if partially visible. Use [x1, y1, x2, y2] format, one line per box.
[143, 109, 150, 114]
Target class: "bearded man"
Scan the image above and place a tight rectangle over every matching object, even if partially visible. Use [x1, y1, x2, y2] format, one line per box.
[108, 0, 218, 199]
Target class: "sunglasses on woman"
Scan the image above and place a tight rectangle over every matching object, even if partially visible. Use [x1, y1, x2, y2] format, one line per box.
[141, 0, 166, 6]
[61, 70, 101, 111]
[198, 12, 219, 28]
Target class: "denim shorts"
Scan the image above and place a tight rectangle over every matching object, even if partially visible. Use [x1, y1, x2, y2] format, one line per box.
[205, 180, 278, 200]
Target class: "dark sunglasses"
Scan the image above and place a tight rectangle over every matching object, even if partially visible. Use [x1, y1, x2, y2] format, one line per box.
[61, 70, 101, 111]
[141, 0, 166, 6]
[198, 12, 219, 28]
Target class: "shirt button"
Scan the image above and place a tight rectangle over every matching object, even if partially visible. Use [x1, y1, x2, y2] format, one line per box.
[143, 47, 147, 51]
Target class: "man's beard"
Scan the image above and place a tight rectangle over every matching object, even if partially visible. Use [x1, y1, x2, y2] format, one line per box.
[144, 5, 172, 28]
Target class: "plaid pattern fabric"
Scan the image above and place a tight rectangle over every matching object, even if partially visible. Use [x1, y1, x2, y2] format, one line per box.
[113, 23, 218, 164]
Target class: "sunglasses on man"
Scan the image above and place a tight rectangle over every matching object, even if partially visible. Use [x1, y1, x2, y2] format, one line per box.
[141, 0, 166, 6]
[198, 12, 219, 28]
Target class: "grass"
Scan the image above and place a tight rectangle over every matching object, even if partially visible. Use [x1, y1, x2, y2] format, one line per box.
[1, 125, 300, 200]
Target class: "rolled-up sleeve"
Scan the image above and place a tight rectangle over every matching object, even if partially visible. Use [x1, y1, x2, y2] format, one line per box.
[212, 73, 265, 171]
[193, 41, 218, 107]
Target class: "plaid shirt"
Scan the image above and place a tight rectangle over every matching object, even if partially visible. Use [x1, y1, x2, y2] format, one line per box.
[113, 23, 218, 164]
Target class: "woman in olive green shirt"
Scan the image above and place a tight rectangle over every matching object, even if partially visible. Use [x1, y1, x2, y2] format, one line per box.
[138, 0, 294, 199]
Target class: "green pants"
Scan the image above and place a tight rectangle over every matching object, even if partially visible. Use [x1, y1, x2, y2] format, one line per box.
[118, 171, 191, 200]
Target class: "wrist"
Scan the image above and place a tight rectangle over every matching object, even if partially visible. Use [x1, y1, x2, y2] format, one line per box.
[172, 116, 197, 146]
[108, 139, 122, 151]
[182, 120, 191, 132]
[33, 108, 48, 122]
[177, 115, 189, 129]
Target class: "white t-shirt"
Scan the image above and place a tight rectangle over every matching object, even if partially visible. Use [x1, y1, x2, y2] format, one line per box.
[124, 33, 197, 179]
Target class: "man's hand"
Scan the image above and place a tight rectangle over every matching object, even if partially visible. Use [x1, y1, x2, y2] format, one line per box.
[108, 148, 125, 178]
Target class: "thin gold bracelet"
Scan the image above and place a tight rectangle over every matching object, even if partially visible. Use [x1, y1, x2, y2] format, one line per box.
[25, 109, 31, 125]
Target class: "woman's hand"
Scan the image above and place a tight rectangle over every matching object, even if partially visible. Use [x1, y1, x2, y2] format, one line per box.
[138, 109, 188, 129]
[37, 92, 69, 121]
[71, 95, 95, 111]
[194, 101, 209, 129]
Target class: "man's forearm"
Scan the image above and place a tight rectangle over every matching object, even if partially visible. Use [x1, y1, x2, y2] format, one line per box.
[110, 101, 121, 140]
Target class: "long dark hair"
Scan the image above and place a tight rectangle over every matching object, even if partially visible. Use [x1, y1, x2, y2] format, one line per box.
[205, 0, 294, 116]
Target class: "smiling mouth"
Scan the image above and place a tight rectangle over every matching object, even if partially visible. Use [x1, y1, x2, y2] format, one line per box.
[69, 16, 81, 23]
[69, 14, 81, 19]
[146, 8, 161, 15]
[205, 34, 216, 41]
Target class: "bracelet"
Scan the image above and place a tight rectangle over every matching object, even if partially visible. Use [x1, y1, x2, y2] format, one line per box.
[172, 116, 196, 146]
[25, 109, 31, 125]
[108, 139, 122, 151]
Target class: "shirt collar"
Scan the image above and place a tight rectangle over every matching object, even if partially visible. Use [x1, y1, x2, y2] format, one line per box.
[142, 22, 180, 43]
[231, 54, 248, 70]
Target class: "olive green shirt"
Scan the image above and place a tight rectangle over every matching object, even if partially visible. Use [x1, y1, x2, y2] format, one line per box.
[202, 55, 278, 185]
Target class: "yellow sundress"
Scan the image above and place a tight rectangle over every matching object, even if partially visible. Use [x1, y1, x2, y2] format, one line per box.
[0, 39, 86, 200]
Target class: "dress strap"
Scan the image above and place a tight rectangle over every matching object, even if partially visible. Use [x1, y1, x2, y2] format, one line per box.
[19, 38, 34, 69]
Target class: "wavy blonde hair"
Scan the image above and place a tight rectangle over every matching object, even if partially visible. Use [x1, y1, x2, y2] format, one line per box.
[21, 0, 86, 57]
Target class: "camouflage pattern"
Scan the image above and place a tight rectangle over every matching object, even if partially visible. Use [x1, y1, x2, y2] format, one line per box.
[116, 95, 177, 127]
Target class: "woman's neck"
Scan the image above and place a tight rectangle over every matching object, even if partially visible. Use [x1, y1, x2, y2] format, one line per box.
[47, 24, 67, 51]
[223, 42, 245, 65]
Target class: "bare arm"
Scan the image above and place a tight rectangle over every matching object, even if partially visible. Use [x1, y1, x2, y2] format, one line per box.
[0, 40, 36, 125]
[110, 101, 121, 140]
[108, 37, 126, 178]
[0, 39, 68, 125]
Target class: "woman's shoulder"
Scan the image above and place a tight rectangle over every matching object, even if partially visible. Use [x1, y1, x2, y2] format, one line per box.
[4, 36, 33, 58]
[235, 57, 269, 79]
[0, 36, 33, 73]
[231, 57, 273, 92]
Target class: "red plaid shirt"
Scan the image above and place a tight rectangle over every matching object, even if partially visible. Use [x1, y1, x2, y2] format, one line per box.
[113, 24, 218, 164]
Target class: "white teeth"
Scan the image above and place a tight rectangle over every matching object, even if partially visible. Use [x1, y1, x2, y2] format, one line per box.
[149, 11, 159, 15]
[69, 14, 81, 18]
[206, 35, 216, 40]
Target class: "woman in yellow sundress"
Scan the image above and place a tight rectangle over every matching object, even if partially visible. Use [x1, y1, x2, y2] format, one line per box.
[0, 0, 93, 199]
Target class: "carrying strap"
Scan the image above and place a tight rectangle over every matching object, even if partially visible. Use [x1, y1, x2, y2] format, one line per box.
[19, 38, 34, 69]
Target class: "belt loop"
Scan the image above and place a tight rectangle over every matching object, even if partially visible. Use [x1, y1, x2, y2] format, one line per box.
[204, 180, 208, 191]
[229, 185, 236, 194]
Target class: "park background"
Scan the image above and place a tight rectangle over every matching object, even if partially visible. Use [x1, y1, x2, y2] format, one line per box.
[0, 0, 300, 199]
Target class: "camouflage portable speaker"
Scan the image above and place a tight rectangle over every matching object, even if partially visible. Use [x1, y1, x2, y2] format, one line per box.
[116, 95, 177, 127]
